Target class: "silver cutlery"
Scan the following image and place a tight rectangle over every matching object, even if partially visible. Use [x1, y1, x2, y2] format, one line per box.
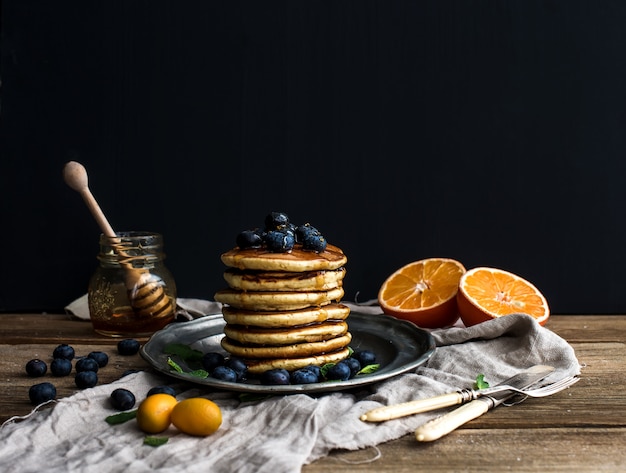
[361, 365, 577, 423]
[414, 373, 579, 442]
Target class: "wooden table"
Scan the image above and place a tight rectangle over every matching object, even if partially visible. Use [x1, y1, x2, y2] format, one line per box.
[1, 314, 625, 472]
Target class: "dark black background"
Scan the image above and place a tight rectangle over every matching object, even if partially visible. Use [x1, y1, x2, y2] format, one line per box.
[2, 1, 625, 314]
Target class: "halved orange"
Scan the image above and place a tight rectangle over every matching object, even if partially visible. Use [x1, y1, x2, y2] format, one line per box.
[378, 258, 466, 328]
[457, 267, 550, 326]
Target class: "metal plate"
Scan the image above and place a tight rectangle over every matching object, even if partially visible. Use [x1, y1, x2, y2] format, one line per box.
[140, 311, 436, 394]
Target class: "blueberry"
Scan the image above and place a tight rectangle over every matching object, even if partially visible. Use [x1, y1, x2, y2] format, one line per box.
[75, 357, 99, 373]
[302, 232, 327, 252]
[53, 344, 75, 360]
[110, 388, 136, 411]
[50, 358, 72, 376]
[25, 359, 47, 377]
[265, 230, 295, 252]
[283, 222, 297, 235]
[353, 350, 377, 366]
[117, 339, 140, 356]
[301, 364, 322, 379]
[75, 371, 98, 389]
[264, 211, 290, 231]
[88, 351, 109, 368]
[29, 382, 57, 405]
[290, 368, 319, 384]
[211, 365, 238, 383]
[225, 357, 248, 381]
[260, 368, 291, 385]
[295, 224, 319, 242]
[344, 357, 362, 377]
[201, 352, 225, 372]
[146, 386, 177, 398]
[326, 361, 351, 381]
[236, 229, 264, 249]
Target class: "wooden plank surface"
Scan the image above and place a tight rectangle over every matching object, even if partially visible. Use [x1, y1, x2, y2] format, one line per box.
[1, 314, 625, 472]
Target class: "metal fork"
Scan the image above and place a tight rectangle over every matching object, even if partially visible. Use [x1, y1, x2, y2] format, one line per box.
[470, 375, 580, 399]
[360, 376, 580, 422]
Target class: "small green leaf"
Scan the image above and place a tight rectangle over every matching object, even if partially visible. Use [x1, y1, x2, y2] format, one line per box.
[357, 363, 380, 375]
[163, 343, 203, 361]
[144, 436, 169, 447]
[320, 362, 335, 378]
[187, 369, 209, 379]
[167, 357, 208, 378]
[475, 374, 490, 389]
[105, 409, 137, 425]
[167, 357, 184, 373]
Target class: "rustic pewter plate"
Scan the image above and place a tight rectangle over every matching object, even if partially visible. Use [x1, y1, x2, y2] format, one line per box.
[140, 311, 436, 394]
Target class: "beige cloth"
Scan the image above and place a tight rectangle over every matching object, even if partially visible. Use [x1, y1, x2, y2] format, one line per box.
[0, 301, 580, 473]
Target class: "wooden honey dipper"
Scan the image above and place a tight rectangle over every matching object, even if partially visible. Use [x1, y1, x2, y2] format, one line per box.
[63, 161, 174, 319]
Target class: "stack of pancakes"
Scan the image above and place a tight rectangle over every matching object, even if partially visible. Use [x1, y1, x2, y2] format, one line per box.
[214, 243, 351, 374]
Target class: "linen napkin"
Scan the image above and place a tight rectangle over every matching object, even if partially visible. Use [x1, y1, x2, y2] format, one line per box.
[0, 304, 580, 473]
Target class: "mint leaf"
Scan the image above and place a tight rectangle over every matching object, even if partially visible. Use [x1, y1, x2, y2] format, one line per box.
[167, 357, 184, 373]
[475, 374, 490, 389]
[187, 369, 209, 379]
[167, 357, 208, 378]
[105, 409, 137, 425]
[320, 362, 335, 379]
[357, 363, 380, 375]
[144, 436, 169, 447]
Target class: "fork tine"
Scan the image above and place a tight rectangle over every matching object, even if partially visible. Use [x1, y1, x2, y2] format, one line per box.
[522, 375, 580, 397]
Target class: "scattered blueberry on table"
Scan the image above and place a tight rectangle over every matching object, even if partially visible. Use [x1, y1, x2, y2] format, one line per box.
[110, 388, 136, 411]
[52, 343, 75, 360]
[50, 358, 72, 376]
[88, 351, 109, 367]
[25, 359, 48, 377]
[75, 357, 100, 373]
[29, 382, 57, 405]
[117, 339, 141, 356]
[146, 385, 177, 398]
[75, 370, 98, 389]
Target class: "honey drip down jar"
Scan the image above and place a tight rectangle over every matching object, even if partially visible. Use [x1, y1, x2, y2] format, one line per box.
[88, 232, 177, 337]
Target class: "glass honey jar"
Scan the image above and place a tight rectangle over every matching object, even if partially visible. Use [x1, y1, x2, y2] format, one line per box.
[87, 231, 177, 337]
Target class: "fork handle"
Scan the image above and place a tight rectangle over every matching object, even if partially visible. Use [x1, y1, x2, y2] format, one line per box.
[360, 392, 464, 422]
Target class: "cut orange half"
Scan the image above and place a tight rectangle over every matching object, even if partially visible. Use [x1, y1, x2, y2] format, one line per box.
[378, 258, 466, 328]
[457, 267, 550, 327]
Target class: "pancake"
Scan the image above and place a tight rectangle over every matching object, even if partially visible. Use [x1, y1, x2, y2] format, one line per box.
[223, 267, 346, 292]
[214, 287, 344, 311]
[242, 347, 351, 375]
[224, 321, 349, 346]
[220, 332, 352, 359]
[222, 303, 350, 328]
[220, 243, 347, 272]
